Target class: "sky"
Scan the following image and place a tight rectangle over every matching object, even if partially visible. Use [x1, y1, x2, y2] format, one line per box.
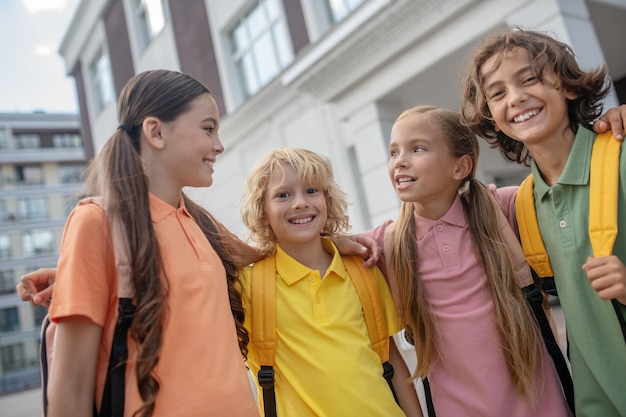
[0, 0, 80, 114]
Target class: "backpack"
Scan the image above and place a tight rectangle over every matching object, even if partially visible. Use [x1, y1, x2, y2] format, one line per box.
[40, 197, 135, 417]
[515, 131, 626, 345]
[250, 255, 397, 417]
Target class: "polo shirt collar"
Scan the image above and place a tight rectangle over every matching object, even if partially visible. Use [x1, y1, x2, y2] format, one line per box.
[530, 124, 593, 201]
[414, 194, 466, 240]
[149, 192, 190, 222]
[275, 237, 344, 285]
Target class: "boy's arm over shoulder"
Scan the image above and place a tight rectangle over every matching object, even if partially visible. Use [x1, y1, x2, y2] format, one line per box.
[592, 104, 626, 140]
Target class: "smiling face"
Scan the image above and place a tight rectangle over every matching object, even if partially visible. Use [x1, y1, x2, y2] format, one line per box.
[481, 47, 577, 147]
[158, 93, 223, 190]
[263, 163, 328, 253]
[388, 113, 468, 219]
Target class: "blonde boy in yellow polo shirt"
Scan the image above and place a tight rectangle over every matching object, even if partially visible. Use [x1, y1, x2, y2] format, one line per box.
[239, 147, 422, 417]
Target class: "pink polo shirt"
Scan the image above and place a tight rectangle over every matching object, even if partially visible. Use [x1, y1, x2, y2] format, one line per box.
[368, 187, 571, 417]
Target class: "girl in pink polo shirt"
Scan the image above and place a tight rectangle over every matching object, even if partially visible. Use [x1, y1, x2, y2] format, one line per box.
[369, 105, 572, 417]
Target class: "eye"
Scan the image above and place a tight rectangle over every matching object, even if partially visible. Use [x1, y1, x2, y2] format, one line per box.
[389, 149, 399, 157]
[522, 75, 537, 85]
[306, 187, 319, 195]
[205, 125, 216, 134]
[414, 146, 426, 153]
[487, 89, 505, 101]
[275, 191, 289, 199]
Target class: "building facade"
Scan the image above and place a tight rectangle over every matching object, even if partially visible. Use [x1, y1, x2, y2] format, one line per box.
[0, 112, 86, 394]
[59, 0, 626, 236]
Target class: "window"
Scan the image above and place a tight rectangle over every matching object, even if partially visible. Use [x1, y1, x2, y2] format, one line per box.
[64, 195, 81, 216]
[15, 164, 44, 185]
[58, 163, 86, 184]
[326, 0, 363, 23]
[0, 307, 19, 332]
[53, 133, 82, 148]
[33, 305, 48, 326]
[89, 47, 115, 113]
[0, 269, 13, 295]
[17, 197, 48, 220]
[22, 229, 55, 257]
[0, 129, 7, 149]
[230, 0, 293, 98]
[0, 234, 10, 259]
[132, 0, 166, 52]
[14, 134, 41, 149]
[1, 344, 27, 372]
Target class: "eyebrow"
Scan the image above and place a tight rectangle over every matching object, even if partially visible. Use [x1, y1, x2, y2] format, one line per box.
[482, 65, 533, 91]
[201, 117, 219, 124]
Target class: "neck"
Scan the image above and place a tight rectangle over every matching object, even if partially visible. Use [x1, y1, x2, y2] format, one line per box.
[527, 132, 575, 187]
[279, 238, 333, 277]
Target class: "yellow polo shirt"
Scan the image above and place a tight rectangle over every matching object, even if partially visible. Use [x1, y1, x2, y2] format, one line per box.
[240, 238, 404, 417]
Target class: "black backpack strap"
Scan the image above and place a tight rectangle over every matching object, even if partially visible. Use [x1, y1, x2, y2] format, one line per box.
[40, 317, 51, 416]
[382, 361, 398, 404]
[611, 299, 626, 345]
[422, 377, 436, 417]
[522, 284, 575, 414]
[98, 297, 135, 417]
[258, 365, 277, 417]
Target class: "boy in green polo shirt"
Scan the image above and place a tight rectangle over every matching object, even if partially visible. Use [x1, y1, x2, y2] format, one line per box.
[461, 28, 626, 416]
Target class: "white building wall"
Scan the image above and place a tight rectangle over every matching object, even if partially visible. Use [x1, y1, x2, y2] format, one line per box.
[59, 0, 626, 237]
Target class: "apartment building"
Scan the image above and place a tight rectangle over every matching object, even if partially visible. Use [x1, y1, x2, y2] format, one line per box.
[0, 112, 86, 394]
[59, 0, 626, 235]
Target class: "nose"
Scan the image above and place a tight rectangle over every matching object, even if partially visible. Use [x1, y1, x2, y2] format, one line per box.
[214, 134, 224, 154]
[507, 85, 527, 107]
[292, 191, 309, 209]
[393, 152, 408, 169]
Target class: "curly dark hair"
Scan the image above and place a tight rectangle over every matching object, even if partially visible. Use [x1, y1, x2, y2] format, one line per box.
[460, 27, 610, 165]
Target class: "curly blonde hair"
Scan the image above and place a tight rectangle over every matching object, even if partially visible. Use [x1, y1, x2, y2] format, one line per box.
[240, 147, 350, 255]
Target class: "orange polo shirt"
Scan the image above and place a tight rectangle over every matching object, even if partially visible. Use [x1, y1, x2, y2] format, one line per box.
[50, 194, 259, 417]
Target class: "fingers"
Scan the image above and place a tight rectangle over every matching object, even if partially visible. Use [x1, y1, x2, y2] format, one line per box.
[33, 286, 54, 307]
[584, 256, 626, 303]
[594, 105, 626, 140]
[16, 267, 57, 306]
[16, 281, 33, 303]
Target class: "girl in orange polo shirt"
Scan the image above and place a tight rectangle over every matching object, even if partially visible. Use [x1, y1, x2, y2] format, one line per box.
[43, 70, 260, 417]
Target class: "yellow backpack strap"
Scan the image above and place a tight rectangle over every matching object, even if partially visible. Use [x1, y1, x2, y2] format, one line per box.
[343, 256, 397, 402]
[250, 257, 278, 417]
[589, 131, 621, 257]
[515, 175, 554, 277]
[342, 256, 389, 362]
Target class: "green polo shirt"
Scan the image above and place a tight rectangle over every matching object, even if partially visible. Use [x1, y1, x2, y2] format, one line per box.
[531, 125, 626, 417]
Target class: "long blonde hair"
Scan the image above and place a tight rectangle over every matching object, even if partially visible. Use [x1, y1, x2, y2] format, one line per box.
[388, 106, 539, 400]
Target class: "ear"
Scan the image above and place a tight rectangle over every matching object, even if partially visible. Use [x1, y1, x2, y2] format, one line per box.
[565, 89, 578, 100]
[491, 119, 501, 132]
[453, 154, 473, 181]
[141, 117, 165, 150]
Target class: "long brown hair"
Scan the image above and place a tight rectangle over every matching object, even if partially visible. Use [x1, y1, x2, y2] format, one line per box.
[388, 106, 540, 400]
[82, 70, 249, 416]
[460, 27, 610, 166]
